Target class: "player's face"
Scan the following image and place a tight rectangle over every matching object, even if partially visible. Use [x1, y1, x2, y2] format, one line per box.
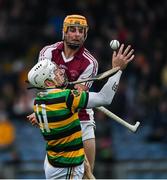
[54, 68, 68, 87]
[64, 26, 86, 49]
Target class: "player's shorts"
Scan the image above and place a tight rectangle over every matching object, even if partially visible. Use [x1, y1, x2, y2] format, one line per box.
[80, 121, 95, 141]
[44, 155, 84, 179]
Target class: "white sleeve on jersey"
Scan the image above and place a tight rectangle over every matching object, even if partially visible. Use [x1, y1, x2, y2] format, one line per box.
[38, 42, 61, 62]
[38, 46, 52, 61]
[87, 70, 122, 108]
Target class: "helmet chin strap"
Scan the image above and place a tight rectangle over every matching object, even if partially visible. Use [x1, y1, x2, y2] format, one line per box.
[66, 42, 81, 50]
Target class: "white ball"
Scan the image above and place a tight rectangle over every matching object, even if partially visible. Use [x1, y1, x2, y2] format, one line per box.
[110, 40, 120, 50]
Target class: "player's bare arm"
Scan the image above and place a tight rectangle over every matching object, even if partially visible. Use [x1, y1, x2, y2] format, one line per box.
[83, 154, 95, 179]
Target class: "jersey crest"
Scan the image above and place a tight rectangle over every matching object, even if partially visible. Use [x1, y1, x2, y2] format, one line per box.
[71, 90, 80, 97]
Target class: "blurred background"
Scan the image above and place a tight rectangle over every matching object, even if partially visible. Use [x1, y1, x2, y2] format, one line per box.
[0, 0, 167, 178]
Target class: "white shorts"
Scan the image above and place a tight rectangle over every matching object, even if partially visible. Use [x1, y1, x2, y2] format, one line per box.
[80, 121, 95, 141]
[44, 155, 84, 179]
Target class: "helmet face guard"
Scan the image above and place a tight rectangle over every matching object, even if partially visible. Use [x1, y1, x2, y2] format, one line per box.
[28, 59, 68, 89]
[62, 14, 89, 41]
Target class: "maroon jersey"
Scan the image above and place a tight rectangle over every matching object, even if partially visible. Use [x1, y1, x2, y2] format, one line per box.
[38, 41, 98, 121]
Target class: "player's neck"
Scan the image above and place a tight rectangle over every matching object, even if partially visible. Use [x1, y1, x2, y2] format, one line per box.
[64, 43, 79, 58]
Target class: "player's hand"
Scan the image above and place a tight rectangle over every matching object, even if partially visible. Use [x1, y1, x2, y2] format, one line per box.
[27, 112, 39, 127]
[74, 84, 89, 92]
[112, 44, 134, 70]
[83, 155, 96, 179]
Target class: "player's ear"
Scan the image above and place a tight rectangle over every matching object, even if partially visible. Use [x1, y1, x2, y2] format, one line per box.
[45, 80, 55, 87]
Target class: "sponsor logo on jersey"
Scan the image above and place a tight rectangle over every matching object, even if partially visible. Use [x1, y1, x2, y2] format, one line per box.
[70, 70, 79, 81]
[112, 82, 118, 92]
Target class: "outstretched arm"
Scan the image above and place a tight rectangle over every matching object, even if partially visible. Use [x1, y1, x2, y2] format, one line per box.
[87, 44, 134, 108]
[87, 70, 122, 108]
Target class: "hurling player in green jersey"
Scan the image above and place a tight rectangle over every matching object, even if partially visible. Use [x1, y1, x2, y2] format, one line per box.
[27, 43, 134, 179]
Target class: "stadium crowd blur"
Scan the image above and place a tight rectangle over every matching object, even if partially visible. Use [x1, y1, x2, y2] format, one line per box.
[0, 0, 167, 178]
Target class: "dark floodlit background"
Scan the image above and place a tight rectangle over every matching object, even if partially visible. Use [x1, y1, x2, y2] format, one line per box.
[0, 0, 167, 178]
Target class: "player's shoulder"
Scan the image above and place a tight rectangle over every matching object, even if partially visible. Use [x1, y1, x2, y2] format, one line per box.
[45, 88, 71, 98]
[82, 47, 98, 63]
[40, 41, 63, 52]
[71, 89, 81, 97]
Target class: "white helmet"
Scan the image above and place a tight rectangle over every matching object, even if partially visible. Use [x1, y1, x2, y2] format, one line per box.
[28, 59, 56, 88]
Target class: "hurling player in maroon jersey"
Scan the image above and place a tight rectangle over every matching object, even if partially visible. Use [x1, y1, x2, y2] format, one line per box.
[38, 15, 98, 172]
[28, 14, 98, 174]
